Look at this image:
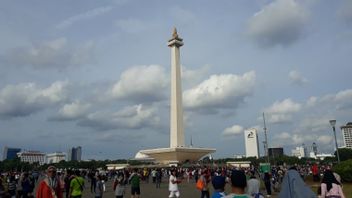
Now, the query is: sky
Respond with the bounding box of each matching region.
[0,0,351,160]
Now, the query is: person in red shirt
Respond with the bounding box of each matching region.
[311,163,319,182]
[36,166,63,198]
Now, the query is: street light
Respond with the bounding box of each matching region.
[329,119,340,163]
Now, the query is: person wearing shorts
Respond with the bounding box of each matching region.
[128,169,141,198]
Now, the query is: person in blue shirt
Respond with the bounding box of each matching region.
[211,176,226,198]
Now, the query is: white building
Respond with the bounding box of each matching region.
[341,122,352,149]
[244,128,260,158]
[17,151,46,165]
[291,145,307,159]
[46,152,66,164]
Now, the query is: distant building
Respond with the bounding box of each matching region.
[244,128,260,158]
[46,152,66,164]
[311,142,318,155]
[268,147,284,157]
[17,151,46,165]
[68,146,82,161]
[291,145,307,159]
[2,146,21,160]
[341,122,352,149]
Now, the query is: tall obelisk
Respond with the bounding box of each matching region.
[168,28,185,148]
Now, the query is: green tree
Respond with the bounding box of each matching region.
[334,148,352,161]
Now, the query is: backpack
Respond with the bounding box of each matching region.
[196,179,204,190]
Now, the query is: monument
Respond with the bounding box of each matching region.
[135,28,215,164]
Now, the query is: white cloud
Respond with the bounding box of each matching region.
[304,89,352,110]
[52,100,91,121]
[289,70,308,85]
[317,135,333,145]
[247,0,308,47]
[56,6,114,29]
[182,65,210,88]
[183,71,256,113]
[111,65,168,103]
[299,117,330,132]
[78,104,160,131]
[265,98,301,123]
[0,81,68,118]
[6,38,95,70]
[222,125,244,137]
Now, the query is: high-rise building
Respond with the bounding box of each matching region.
[291,145,307,159]
[2,146,21,160]
[17,151,46,165]
[311,142,318,155]
[244,128,260,158]
[68,146,82,161]
[268,147,284,157]
[341,122,352,149]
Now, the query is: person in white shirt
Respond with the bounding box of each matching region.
[246,174,262,197]
[169,170,180,198]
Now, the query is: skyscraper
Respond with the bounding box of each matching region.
[312,142,318,155]
[2,146,21,160]
[341,122,352,149]
[68,146,82,161]
[244,128,260,158]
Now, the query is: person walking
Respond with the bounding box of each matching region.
[224,170,251,198]
[95,175,104,198]
[128,169,141,198]
[211,176,226,198]
[247,173,262,197]
[69,170,85,198]
[320,170,345,198]
[169,170,181,198]
[263,172,272,197]
[36,166,63,198]
[200,170,210,198]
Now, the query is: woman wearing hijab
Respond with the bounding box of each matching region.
[320,170,345,198]
[278,167,316,198]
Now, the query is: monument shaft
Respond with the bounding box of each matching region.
[168,28,185,148]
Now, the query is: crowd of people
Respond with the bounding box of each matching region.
[0,163,347,198]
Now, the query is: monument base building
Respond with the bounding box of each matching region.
[136,147,215,164]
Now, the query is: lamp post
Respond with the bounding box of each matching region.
[329,120,340,163]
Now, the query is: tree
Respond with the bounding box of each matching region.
[333,159,352,182]
[334,148,352,161]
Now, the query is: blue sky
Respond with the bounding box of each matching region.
[0,0,351,160]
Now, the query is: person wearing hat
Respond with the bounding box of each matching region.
[36,166,63,198]
[224,170,251,198]
[211,176,226,198]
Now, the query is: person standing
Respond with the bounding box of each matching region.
[246,173,261,197]
[69,170,85,198]
[128,169,141,198]
[263,172,272,197]
[169,170,180,198]
[156,169,162,188]
[200,170,210,198]
[113,173,125,198]
[36,166,63,198]
[224,170,251,198]
[211,176,226,198]
[64,170,73,198]
[95,175,104,198]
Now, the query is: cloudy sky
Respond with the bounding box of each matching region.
[1,0,351,160]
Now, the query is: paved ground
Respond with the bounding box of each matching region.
[82,178,277,198]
